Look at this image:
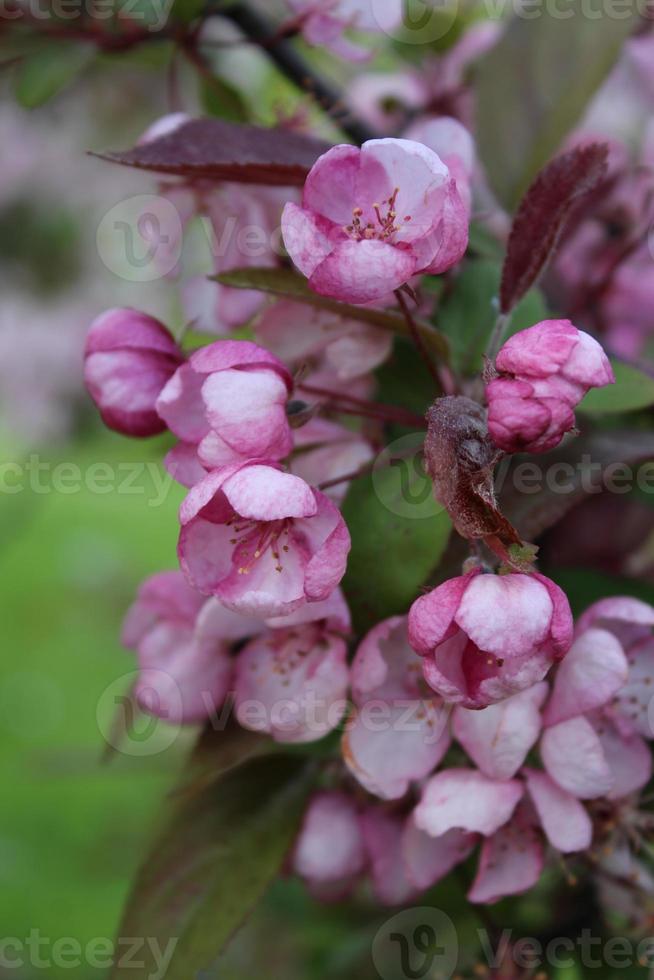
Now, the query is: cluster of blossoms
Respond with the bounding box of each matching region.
[86,117,634,911]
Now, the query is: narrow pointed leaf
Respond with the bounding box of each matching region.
[111,756,313,979]
[95,118,331,186]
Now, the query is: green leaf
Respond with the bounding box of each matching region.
[171,719,272,801]
[170,0,204,23]
[467,221,505,261]
[474,1,638,209]
[199,73,248,122]
[437,259,548,374]
[216,267,450,360]
[579,362,654,416]
[341,465,452,633]
[14,41,94,108]
[111,756,313,978]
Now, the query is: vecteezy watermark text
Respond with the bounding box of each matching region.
[373,909,654,979]
[0,0,173,30]
[0,455,174,507]
[373,436,654,519]
[0,931,177,977]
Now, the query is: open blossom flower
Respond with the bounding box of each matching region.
[181,185,289,334]
[287,0,404,62]
[486,319,614,454]
[282,138,468,304]
[539,616,653,801]
[178,461,351,618]
[157,340,294,475]
[84,308,183,437]
[121,571,258,724]
[577,596,654,737]
[342,617,451,800]
[408,569,573,708]
[255,299,393,381]
[234,623,349,742]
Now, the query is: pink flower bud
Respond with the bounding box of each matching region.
[292,792,366,900]
[157,340,294,470]
[282,138,468,305]
[486,319,614,454]
[84,308,184,437]
[408,569,573,708]
[287,0,404,62]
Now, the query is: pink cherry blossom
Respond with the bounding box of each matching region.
[575,597,654,738]
[292,792,366,899]
[84,308,183,437]
[287,0,404,62]
[157,340,294,471]
[486,319,615,455]
[255,299,393,381]
[234,623,349,742]
[342,617,451,800]
[282,138,468,304]
[122,572,257,724]
[180,185,288,334]
[408,569,573,708]
[178,461,351,618]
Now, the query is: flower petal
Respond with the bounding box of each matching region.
[309,240,416,305]
[414,769,523,837]
[540,716,613,799]
[523,768,592,853]
[453,683,548,780]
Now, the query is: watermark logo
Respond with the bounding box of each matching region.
[372,433,442,520]
[96,670,182,757]
[372,907,458,980]
[96,194,183,282]
[373,0,459,45]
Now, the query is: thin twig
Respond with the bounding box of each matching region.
[395,288,444,390]
[299,382,426,429]
[220,1,377,145]
[485,310,511,362]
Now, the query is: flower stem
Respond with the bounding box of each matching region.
[486,311,511,362]
[395,288,454,393]
[299,383,426,429]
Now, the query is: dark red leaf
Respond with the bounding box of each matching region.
[499,429,654,540]
[500,142,609,313]
[93,118,332,186]
[424,396,522,555]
